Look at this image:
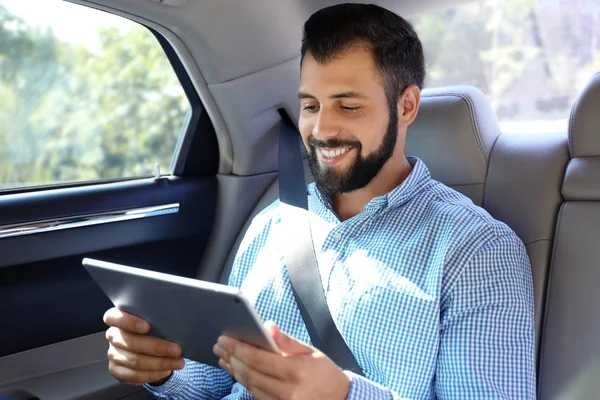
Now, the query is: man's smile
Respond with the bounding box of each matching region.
[317,146,355,165]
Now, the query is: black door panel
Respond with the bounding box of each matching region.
[0,176,215,267]
[0,176,217,357]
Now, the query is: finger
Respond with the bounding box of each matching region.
[216,337,293,380]
[106,327,182,357]
[214,343,230,362]
[108,344,185,371]
[272,327,315,356]
[103,307,150,334]
[264,321,278,338]
[218,357,233,375]
[108,363,172,385]
[228,354,290,400]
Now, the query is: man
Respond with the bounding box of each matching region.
[103,3,536,399]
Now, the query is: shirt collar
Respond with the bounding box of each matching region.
[385,156,431,209]
[309,156,431,212]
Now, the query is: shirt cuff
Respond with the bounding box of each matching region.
[143,365,190,398]
[344,371,394,400]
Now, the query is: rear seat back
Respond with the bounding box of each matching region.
[538,73,600,400]
[484,132,569,352]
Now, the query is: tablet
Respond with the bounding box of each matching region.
[82,258,280,368]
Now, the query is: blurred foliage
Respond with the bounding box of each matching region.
[1,0,599,188]
[412,0,600,120]
[0,4,189,188]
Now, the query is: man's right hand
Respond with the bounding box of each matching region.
[103,307,186,386]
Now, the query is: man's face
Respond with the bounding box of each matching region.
[298,45,398,198]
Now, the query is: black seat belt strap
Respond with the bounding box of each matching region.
[277,108,363,376]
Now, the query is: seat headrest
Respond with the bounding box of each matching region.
[569,73,600,158]
[563,73,600,200]
[406,86,501,188]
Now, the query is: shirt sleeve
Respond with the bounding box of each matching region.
[344,233,535,400]
[435,233,536,399]
[344,371,395,400]
[143,359,234,399]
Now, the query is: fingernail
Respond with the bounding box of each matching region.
[169,345,181,357]
[137,321,149,332]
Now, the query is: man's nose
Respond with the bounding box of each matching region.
[312,108,341,140]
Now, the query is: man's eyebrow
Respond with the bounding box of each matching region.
[297,92,316,100]
[297,91,369,100]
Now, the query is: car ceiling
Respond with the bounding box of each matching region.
[65,0,475,176]
[72,0,470,84]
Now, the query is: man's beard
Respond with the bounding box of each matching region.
[307,108,399,198]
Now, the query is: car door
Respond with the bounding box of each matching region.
[0,1,219,399]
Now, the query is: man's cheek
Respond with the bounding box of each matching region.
[298,121,313,148]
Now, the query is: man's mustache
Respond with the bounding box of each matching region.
[308,136,361,149]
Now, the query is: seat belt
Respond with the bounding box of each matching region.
[276,108,364,376]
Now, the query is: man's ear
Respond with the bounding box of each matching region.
[398,85,421,126]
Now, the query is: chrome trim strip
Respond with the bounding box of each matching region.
[0,203,179,239]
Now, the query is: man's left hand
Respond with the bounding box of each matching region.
[213,321,350,400]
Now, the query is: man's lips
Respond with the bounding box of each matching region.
[317,146,354,165]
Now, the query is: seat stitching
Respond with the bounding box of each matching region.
[525,238,552,246]
[537,202,565,393]
[568,97,578,157]
[482,130,502,208]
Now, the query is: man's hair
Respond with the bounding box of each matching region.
[301,3,425,108]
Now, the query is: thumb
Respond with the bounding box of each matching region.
[265,321,314,356]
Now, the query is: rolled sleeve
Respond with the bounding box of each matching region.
[344,371,395,400]
[143,359,234,399]
[143,365,191,398]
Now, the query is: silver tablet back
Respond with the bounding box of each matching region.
[83,258,279,367]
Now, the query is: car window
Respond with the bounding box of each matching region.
[411,0,600,134]
[0,0,191,190]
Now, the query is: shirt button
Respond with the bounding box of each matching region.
[334,233,342,242]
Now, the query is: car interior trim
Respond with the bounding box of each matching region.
[0,203,180,239]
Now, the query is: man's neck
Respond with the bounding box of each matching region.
[331,154,412,221]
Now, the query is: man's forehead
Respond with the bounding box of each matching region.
[299,53,383,100]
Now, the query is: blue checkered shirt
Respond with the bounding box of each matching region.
[145,157,536,399]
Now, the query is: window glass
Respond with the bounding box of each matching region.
[0,0,190,189]
[411,0,600,133]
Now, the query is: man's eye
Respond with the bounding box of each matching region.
[341,106,360,113]
[303,105,319,112]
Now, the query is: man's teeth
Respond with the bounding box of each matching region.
[320,147,351,158]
